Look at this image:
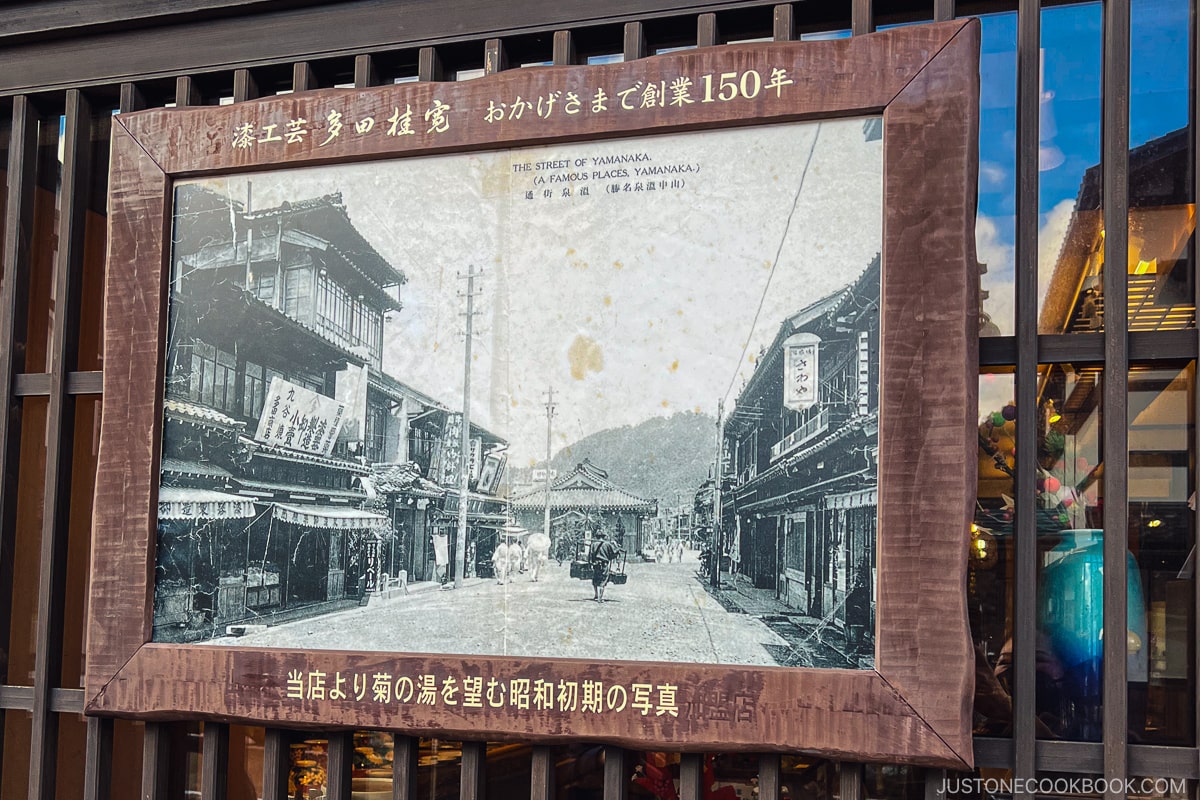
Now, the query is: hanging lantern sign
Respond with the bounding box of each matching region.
[782,332,821,412]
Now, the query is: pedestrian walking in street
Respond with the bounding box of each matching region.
[589,530,622,602]
[492,541,509,584]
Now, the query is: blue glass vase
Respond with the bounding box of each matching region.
[1037,529,1147,741]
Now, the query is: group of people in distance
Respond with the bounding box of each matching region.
[653,538,686,564]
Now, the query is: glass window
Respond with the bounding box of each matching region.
[975,11,1016,337]
[1128,363,1195,745]
[284,264,313,320]
[1037,3,1104,334]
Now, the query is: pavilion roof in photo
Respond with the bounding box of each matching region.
[510,459,657,513]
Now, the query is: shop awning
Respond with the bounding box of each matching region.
[272,503,389,532]
[159,486,257,520]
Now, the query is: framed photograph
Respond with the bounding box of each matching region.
[88,19,980,768]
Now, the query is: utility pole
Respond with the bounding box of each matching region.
[454,265,482,589]
[711,398,724,588]
[543,386,556,544]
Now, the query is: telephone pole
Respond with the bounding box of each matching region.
[711,398,724,588]
[543,386,557,543]
[454,265,482,589]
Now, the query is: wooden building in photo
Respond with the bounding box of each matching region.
[510,460,657,557]
[721,255,879,657]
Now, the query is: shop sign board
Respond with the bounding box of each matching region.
[89,21,981,768]
[253,376,345,456]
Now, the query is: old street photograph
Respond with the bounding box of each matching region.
[154,117,882,669]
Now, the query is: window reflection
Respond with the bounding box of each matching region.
[1128,364,1195,745]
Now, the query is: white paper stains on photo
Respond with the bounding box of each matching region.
[154,117,883,670]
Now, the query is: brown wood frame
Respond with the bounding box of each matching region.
[86,19,980,769]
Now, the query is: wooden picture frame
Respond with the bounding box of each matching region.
[87,19,980,768]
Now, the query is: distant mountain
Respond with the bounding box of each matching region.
[543,411,717,508]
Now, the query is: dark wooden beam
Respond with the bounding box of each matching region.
[460,741,486,800]
[678,753,702,800]
[851,0,873,35]
[623,21,647,60]
[0,97,38,707]
[82,716,113,800]
[934,0,955,21]
[200,723,229,800]
[326,732,353,800]
[261,729,289,800]
[119,82,147,112]
[1101,1,1131,796]
[772,4,795,41]
[232,68,259,101]
[531,745,554,800]
[175,75,202,106]
[697,13,720,46]
[602,747,627,800]
[142,723,170,800]
[552,30,577,66]
[418,47,444,82]
[484,39,509,75]
[354,54,379,88]
[291,61,317,92]
[839,763,863,800]
[28,87,93,800]
[392,735,419,800]
[1011,0,1040,796]
[758,755,780,800]
[0,0,814,94]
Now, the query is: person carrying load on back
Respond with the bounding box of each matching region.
[589,530,622,603]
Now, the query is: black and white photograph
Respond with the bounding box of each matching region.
[153,116,882,670]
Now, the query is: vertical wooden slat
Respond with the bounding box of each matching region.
[200,723,229,800]
[83,716,113,800]
[1193,0,1200,753]
[623,22,647,61]
[851,0,873,36]
[292,62,317,92]
[678,753,702,800]
[141,723,169,800]
[530,745,554,800]
[1012,0,1041,795]
[602,747,627,800]
[232,69,259,102]
[29,87,92,800]
[772,4,795,42]
[175,75,201,106]
[418,47,445,82]
[326,731,354,800]
[324,734,350,800]
[924,769,946,800]
[261,728,290,800]
[1101,0,1131,797]
[392,734,418,800]
[697,13,720,47]
[838,762,863,800]
[484,39,509,75]
[460,741,486,800]
[552,30,577,66]
[118,83,146,113]
[354,54,379,88]
[0,96,37,699]
[933,0,956,22]
[757,755,780,800]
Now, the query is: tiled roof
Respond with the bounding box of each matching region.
[160,458,233,480]
[511,487,656,512]
[164,398,243,430]
[371,462,444,497]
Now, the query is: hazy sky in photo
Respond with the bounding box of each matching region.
[189,118,882,465]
